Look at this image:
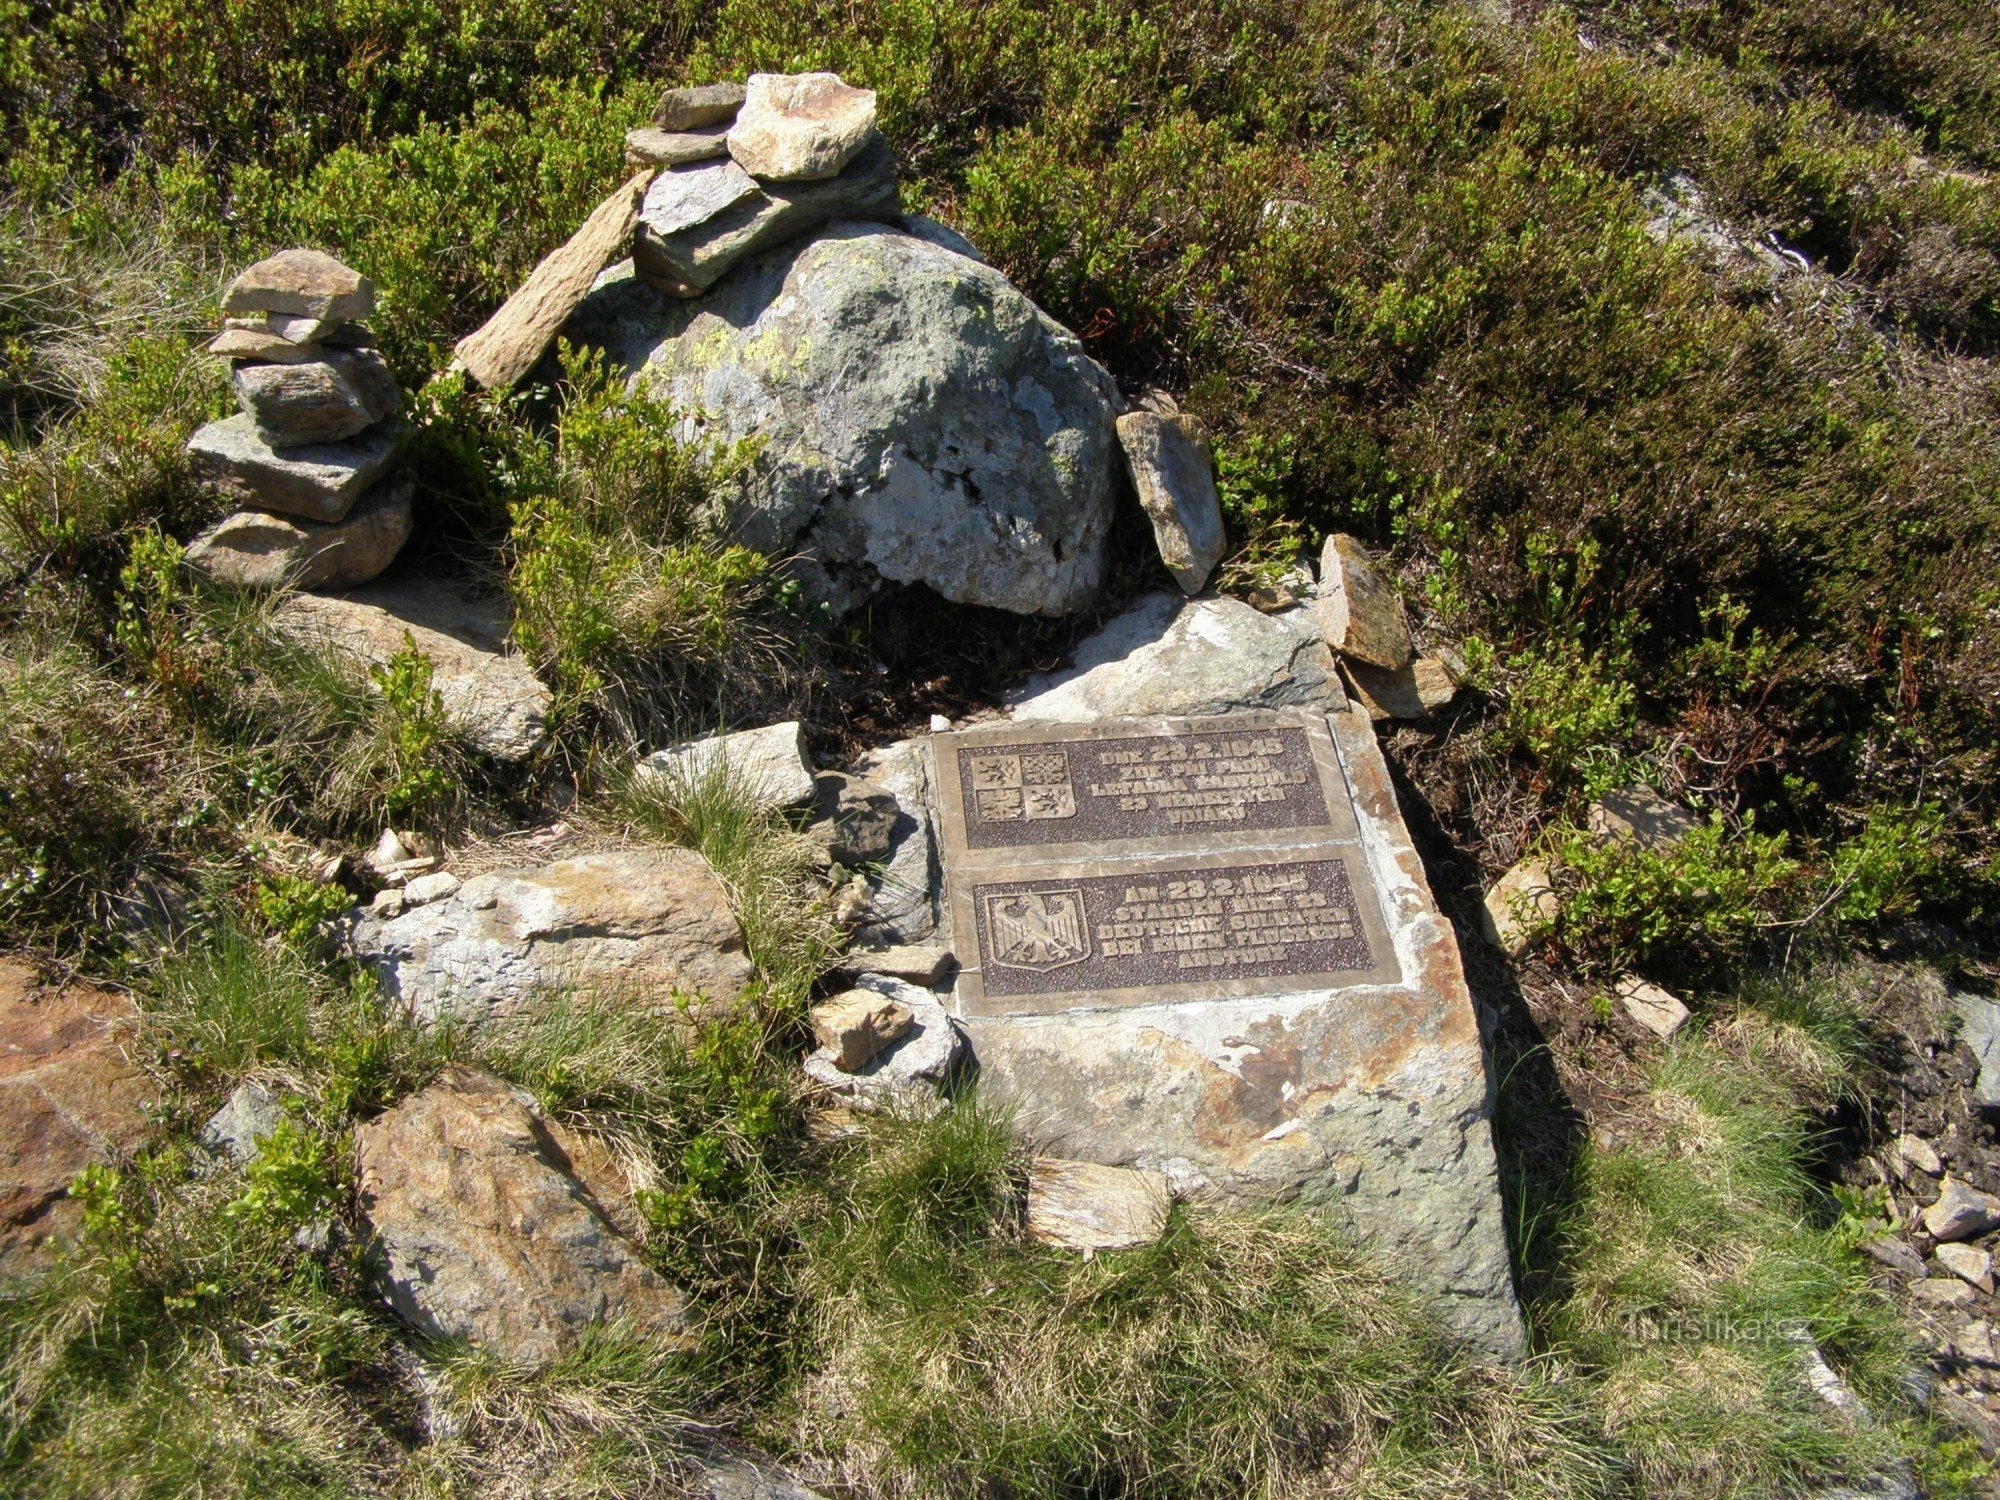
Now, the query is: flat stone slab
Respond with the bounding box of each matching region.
[272,575,551,761]
[187,412,407,522]
[927,700,1526,1359]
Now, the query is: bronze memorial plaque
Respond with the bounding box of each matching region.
[937,712,1401,1016]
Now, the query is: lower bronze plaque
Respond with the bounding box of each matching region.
[949,845,1402,1017]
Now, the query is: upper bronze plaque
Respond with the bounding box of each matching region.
[935,711,1399,1017]
[933,712,1358,861]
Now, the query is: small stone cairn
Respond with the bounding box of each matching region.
[184,250,412,591]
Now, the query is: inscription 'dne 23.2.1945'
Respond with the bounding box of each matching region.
[935,713,1401,1016]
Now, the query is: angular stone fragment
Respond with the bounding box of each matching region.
[728,72,878,182]
[1316,533,1413,670]
[0,960,158,1274]
[808,771,900,867]
[1587,787,1700,851]
[349,848,752,1024]
[847,738,940,944]
[273,575,551,762]
[654,80,746,131]
[1026,1158,1172,1251]
[1912,1277,1979,1308]
[232,347,402,446]
[223,248,374,323]
[1936,1242,1994,1293]
[186,411,408,522]
[810,989,913,1072]
[355,1066,693,1365]
[1615,975,1690,1040]
[206,326,326,363]
[631,134,900,297]
[454,170,653,391]
[625,124,730,167]
[1861,1236,1926,1278]
[1952,989,2000,1111]
[1480,859,1557,958]
[1344,657,1458,720]
[401,871,461,906]
[1115,409,1225,596]
[640,722,815,812]
[1010,592,1342,722]
[183,473,412,592]
[1924,1175,2000,1242]
[1892,1132,1943,1179]
[802,974,960,1110]
[197,1080,285,1163]
[837,940,954,986]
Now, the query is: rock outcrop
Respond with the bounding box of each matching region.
[566,221,1121,616]
[0,960,158,1274]
[355,1066,692,1364]
[349,848,753,1023]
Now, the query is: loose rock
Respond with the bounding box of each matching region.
[1026,1158,1172,1251]
[640,722,816,812]
[1115,409,1225,596]
[801,974,961,1110]
[1587,787,1701,851]
[355,1066,693,1365]
[222,248,375,324]
[575,222,1118,616]
[846,737,940,944]
[810,989,913,1072]
[198,1080,286,1163]
[727,72,878,181]
[349,848,753,1024]
[183,473,412,591]
[808,771,900,867]
[1615,975,1690,1040]
[454,170,654,392]
[1912,1277,1981,1308]
[1924,1175,2000,1241]
[1892,1132,1944,1179]
[401,871,460,906]
[232,347,401,446]
[1010,592,1342,722]
[206,326,328,363]
[1862,1236,1928,1278]
[1316,533,1413,670]
[836,940,955,987]
[1344,657,1458,720]
[1481,859,1557,958]
[654,81,746,131]
[1936,1242,1995,1293]
[272,575,552,762]
[624,125,730,167]
[0,961,157,1274]
[186,412,408,522]
[1954,990,2000,1111]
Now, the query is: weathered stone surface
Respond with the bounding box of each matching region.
[1010,593,1342,722]
[1587,787,1700,851]
[1936,1242,1994,1293]
[187,411,407,522]
[0,960,157,1274]
[1615,976,1690,1040]
[1115,410,1225,596]
[802,974,961,1110]
[222,248,374,323]
[198,1080,284,1163]
[954,704,1528,1358]
[641,722,815,811]
[273,575,551,761]
[687,1442,831,1500]
[847,737,940,943]
[1953,990,2000,1111]
[355,1066,692,1364]
[837,940,954,986]
[576,221,1118,617]
[1345,657,1458,721]
[1861,1236,1927,1278]
[728,72,878,182]
[654,81,745,131]
[1026,1158,1171,1251]
[624,125,730,167]
[808,771,900,867]
[349,848,753,1024]
[1480,859,1556,958]
[1891,1132,1943,1179]
[631,138,899,298]
[810,989,913,1072]
[899,213,987,264]
[1924,1176,2000,1242]
[232,348,401,447]
[455,170,653,392]
[206,326,326,363]
[1913,1277,1979,1308]
[402,871,461,906]
[1316,534,1413,670]
[183,473,412,592]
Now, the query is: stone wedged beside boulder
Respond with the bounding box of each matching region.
[183,473,414,592]
[567,221,1121,617]
[1115,407,1225,596]
[355,1066,693,1364]
[347,847,753,1024]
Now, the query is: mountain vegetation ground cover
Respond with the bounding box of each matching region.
[2,1,1998,1494]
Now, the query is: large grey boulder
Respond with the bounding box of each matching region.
[566,222,1121,616]
[1009,592,1343,722]
[348,848,754,1024]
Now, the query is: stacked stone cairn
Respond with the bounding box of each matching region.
[184,250,412,591]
